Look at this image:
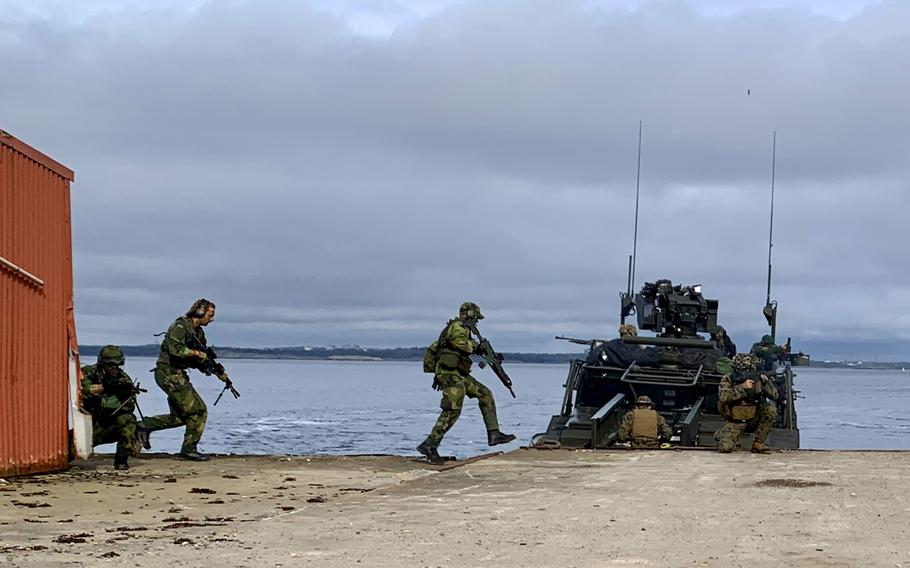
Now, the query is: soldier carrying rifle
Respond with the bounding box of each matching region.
[142,299,238,461]
[417,302,516,464]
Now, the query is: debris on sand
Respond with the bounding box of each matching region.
[752,479,833,488]
[53,533,92,544]
[190,487,216,494]
[99,551,120,558]
[306,496,327,503]
[11,500,51,508]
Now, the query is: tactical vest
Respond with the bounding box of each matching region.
[630,408,659,441]
[435,319,472,374]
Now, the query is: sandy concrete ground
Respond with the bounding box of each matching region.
[2,449,909,567]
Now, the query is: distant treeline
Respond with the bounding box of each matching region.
[79,344,585,365]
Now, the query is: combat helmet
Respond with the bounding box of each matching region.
[98,345,125,366]
[618,324,638,337]
[732,353,756,371]
[634,395,653,406]
[459,301,484,320]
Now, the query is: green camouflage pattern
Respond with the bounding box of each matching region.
[617,409,673,448]
[716,373,779,452]
[435,319,476,374]
[423,370,499,448]
[142,365,208,454]
[156,316,206,369]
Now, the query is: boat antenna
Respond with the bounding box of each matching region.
[621,121,643,325]
[631,120,643,295]
[763,131,778,341]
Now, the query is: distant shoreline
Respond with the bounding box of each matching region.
[77,344,910,369]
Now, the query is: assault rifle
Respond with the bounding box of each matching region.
[111,380,148,418]
[187,334,240,406]
[465,321,516,398]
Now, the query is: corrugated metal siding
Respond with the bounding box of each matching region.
[0,131,76,477]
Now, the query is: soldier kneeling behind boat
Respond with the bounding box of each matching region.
[617,395,673,448]
[716,354,778,454]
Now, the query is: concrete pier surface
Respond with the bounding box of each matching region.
[2,449,909,567]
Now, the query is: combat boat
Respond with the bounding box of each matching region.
[531,279,800,450]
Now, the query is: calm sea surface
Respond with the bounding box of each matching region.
[104,358,910,457]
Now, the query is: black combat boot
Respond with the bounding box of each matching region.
[416,441,444,465]
[487,430,517,446]
[179,451,211,462]
[114,456,130,471]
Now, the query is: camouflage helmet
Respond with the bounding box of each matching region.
[459,301,484,320]
[761,334,774,345]
[635,395,653,406]
[716,356,733,375]
[98,345,124,366]
[618,324,638,337]
[732,353,756,371]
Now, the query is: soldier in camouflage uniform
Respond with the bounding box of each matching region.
[417,302,516,464]
[716,353,778,454]
[141,299,231,461]
[750,334,784,371]
[81,346,145,470]
[617,395,673,448]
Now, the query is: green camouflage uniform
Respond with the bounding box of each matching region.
[716,370,779,452]
[617,408,673,448]
[750,335,783,371]
[81,364,141,462]
[423,318,499,449]
[140,316,209,454]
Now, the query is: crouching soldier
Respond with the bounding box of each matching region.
[81,346,148,470]
[716,354,778,454]
[618,396,673,448]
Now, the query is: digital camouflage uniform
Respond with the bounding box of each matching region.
[617,402,673,448]
[81,350,141,466]
[716,354,779,453]
[140,316,210,455]
[423,318,500,449]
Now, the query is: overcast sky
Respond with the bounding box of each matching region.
[2,0,908,358]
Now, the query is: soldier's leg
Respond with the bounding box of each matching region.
[179,386,208,454]
[112,414,140,461]
[716,421,746,453]
[463,375,499,432]
[141,367,188,433]
[423,372,466,449]
[752,403,778,447]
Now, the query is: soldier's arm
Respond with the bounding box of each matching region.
[617,412,632,441]
[80,366,100,398]
[165,320,201,358]
[761,376,779,400]
[718,376,747,403]
[448,321,477,355]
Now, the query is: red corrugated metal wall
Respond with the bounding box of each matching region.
[0,131,76,476]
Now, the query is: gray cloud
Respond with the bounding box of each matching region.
[2,0,908,358]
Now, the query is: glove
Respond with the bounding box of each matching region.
[473,343,484,355]
[195,350,208,362]
[432,377,442,391]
